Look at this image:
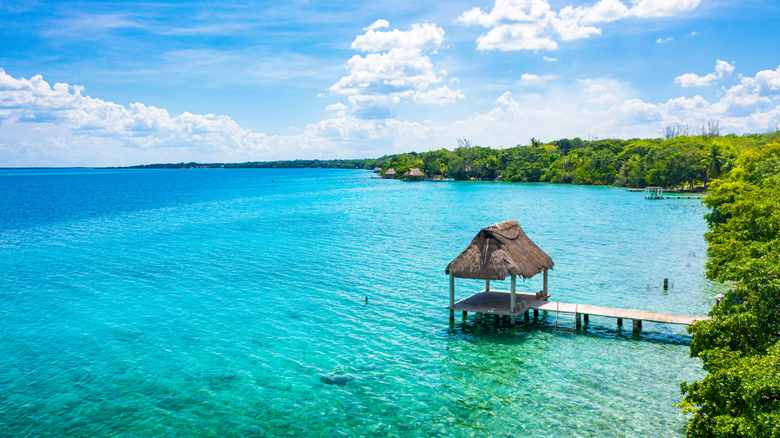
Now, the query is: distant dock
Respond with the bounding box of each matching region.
[447,290,709,333]
[644,186,705,200]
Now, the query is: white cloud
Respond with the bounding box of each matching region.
[458,0,700,52]
[412,86,466,105]
[589,93,619,104]
[675,59,735,87]
[579,0,630,24]
[715,59,736,76]
[312,64,780,151]
[582,81,607,93]
[657,37,673,43]
[330,21,463,118]
[3,64,780,167]
[543,56,558,62]
[520,73,557,84]
[364,19,389,31]
[351,21,444,53]
[630,0,701,18]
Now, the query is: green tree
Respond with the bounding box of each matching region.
[681,140,780,437]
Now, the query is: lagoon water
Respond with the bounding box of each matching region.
[0,168,722,437]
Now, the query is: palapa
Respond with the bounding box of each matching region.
[445,220,553,280]
[403,168,424,177]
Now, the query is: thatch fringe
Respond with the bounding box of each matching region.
[445,220,553,280]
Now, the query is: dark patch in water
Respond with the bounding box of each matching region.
[319,375,354,386]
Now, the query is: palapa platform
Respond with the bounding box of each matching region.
[447,289,709,333]
[445,220,709,335]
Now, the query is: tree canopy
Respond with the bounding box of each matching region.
[680,136,780,437]
[369,133,772,188]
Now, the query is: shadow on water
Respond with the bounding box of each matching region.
[446,313,692,347]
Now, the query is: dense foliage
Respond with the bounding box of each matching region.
[680,136,780,437]
[127,133,779,190]
[367,134,773,188]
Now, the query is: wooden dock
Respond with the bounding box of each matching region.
[447,289,709,333]
[662,195,706,199]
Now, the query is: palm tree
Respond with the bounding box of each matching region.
[707,143,724,180]
[701,143,724,189]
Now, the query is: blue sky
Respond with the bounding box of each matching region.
[1,0,779,166]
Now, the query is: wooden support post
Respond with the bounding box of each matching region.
[510,275,517,313]
[494,314,500,324]
[663,278,669,289]
[533,309,539,319]
[485,279,490,291]
[524,310,530,322]
[617,318,623,327]
[543,268,549,299]
[476,313,482,323]
[584,314,589,324]
[462,311,468,319]
[449,273,455,321]
[575,313,582,328]
[510,315,516,326]
[633,319,642,334]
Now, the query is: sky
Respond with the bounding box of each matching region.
[1,0,779,166]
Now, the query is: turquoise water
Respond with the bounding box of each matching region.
[0,169,722,437]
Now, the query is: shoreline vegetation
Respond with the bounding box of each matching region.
[125,131,778,190]
[680,139,780,437]
[124,131,780,436]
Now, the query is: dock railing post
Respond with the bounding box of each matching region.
[543,268,548,299]
[510,275,517,313]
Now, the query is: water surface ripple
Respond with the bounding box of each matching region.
[0,169,722,436]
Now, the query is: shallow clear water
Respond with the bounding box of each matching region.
[0,168,722,437]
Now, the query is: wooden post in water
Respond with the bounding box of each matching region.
[486,279,490,291]
[510,315,516,326]
[663,278,668,289]
[543,268,549,299]
[449,273,455,321]
[533,309,538,319]
[575,313,582,328]
[617,318,623,327]
[476,313,482,323]
[524,310,530,322]
[584,314,589,325]
[633,319,642,333]
[462,311,468,319]
[510,275,517,313]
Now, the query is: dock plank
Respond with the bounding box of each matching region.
[448,289,709,326]
[530,301,706,325]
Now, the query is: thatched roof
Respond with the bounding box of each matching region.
[384,168,396,175]
[404,168,424,177]
[445,220,553,280]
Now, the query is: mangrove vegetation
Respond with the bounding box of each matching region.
[129,131,777,191]
[680,138,780,437]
